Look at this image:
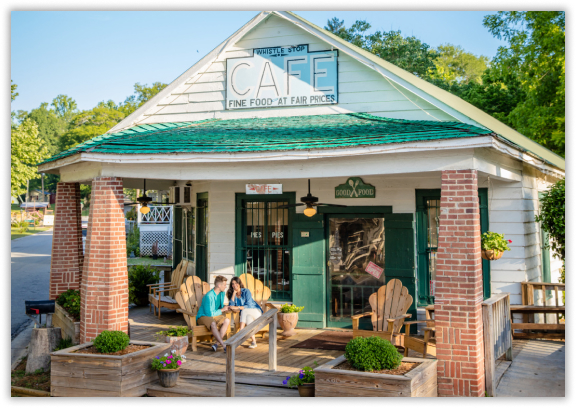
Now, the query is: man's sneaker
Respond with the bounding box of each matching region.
[249,342,257,349]
[211,344,218,352]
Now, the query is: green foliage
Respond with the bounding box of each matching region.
[51,94,78,123]
[151,351,185,370]
[93,330,130,353]
[53,337,73,351]
[118,82,168,117]
[155,326,192,339]
[345,336,403,372]
[125,207,137,221]
[429,44,489,84]
[59,105,125,152]
[128,264,160,306]
[483,11,565,157]
[11,119,50,198]
[13,220,28,234]
[481,231,512,254]
[56,289,81,320]
[283,362,318,387]
[535,178,565,260]
[325,18,438,79]
[25,102,69,155]
[280,304,304,313]
[11,80,18,102]
[126,224,141,257]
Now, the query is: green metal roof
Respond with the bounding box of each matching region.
[41,113,496,165]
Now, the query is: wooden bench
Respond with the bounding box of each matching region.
[511,282,565,339]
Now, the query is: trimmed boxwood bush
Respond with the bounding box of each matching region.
[93,330,130,353]
[345,336,403,372]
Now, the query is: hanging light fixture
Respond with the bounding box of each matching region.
[303,204,317,217]
[137,179,152,214]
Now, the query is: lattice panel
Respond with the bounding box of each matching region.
[140,231,172,256]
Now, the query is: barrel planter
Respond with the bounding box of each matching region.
[314,355,437,397]
[277,312,299,337]
[157,368,180,387]
[50,340,170,397]
[165,335,189,355]
[52,304,80,345]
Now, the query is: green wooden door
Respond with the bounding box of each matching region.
[291,213,325,328]
[196,193,208,282]
[172,207,183,269]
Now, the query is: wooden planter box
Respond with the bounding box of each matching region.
[52,304,80,345]
[51,340,170,397]
[315,355,437,397]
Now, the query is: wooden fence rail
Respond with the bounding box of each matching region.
[482,293,513,397]
[224,308,278,397]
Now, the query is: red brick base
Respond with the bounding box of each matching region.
[80,177,128,343]
[435,170,485,397]
[49,182,83,300]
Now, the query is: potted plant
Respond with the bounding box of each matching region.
[314,336,437,397]
[53,289,81,344]
[277,304,304,337]
[283,362,318,397]
[51,330,169,396]
[155,326,192,355]
[128,265,161,306]
[152,241,159,260]
[151,350,186,388]
[481,231,512,260]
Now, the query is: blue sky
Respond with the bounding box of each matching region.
[10,11,508,114]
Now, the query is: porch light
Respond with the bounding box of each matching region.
[303,204,317,217]
[140,204,150,215]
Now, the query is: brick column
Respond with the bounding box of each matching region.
[80,177,128,343]
[435,170,485,397]
[49,182,83,299]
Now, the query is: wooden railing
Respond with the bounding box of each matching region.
[482,293,513,397]
[224,308,278,397]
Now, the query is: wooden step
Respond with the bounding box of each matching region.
[180,369,290,388]
[147,377,299,397]
[510,305,565,313]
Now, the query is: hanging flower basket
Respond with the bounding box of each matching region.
[481,232,512,261]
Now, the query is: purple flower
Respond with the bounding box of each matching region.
[282,380,288,385]
[299,373,304,379]
[155,356,160,359]
[166,360,172,364]
[286,376,290,380]
[163,363,166,367]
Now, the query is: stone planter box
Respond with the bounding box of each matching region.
[315,355,437,397]
[52,304,80,345]
[50,340,170,397]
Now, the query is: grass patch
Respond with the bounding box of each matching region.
[11,357,51,393]
[127,256,171,266]
[11,204,21,211]
[11,226,53,240]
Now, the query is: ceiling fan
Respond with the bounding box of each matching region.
[277,179,347,217]
[125,179,175,214]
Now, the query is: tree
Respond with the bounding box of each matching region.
[535,178,565,261]
[429,44,489,84]
[11,80,18,101]
[51,94,78,123]
[59,103,125,151]
[325,18,439,79]
[118,82,167,117]
[11,119,50,198]
[25,102,68,155]
[483,11,565,157]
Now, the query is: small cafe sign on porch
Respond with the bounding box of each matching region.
[335,177,375,198]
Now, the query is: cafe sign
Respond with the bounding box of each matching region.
[246,184,283,195]
[226,44,338,110]
[335,177,375,199]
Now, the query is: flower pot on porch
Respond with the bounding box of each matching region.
[157,368,180,388]
[297,383,315,397]
[277,312,299,337]
[481,249,504,261]
[166,335,189,355]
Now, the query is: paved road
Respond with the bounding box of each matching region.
[11,229,53,339]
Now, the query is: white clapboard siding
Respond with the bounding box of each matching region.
[135,14,451,126]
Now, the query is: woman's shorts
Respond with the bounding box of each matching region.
[240,308,262,325]
[197,314,227,330]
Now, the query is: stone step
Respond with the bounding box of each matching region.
[147,377,299,397]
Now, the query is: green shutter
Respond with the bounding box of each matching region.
[292,213,325,328]
[384,213,417,330]
[173,207,183,269]
[478,188,490,299]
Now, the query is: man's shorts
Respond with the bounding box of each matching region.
[197,314,226,330]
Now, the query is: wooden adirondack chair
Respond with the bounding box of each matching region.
[175,276,232,351]
[148,260,189,319]
[404,305,436,357]
[351,278,413,347]
[231,273,276,338]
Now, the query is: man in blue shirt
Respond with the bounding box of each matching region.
[197,275,231,352]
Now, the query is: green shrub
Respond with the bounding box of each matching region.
[56,289,81,320]
[345,336,403,372]
[155,326,192,339]
[54,337,73,351]
[128,265,160,306]
[93,330,130,353]
[13,220,28,234]
[126,225,140,256]
[535,178,565,261]
[280,304,304,313]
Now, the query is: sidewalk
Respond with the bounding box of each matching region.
[496,339,565,397]
[11,322,33,369]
